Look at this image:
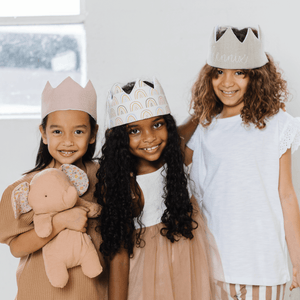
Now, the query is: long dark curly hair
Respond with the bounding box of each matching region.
[95,90,196,259]
[192,27,288,129]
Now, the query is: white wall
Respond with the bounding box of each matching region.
[1,0,300,298]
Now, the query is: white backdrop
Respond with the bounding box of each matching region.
[1,0,300,299]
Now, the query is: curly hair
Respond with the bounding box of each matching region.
[192,28,288,129]
[95,113,197,258]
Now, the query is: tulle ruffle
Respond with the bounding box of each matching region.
[128,197,223,300]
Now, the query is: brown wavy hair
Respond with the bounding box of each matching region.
[192,28,289,129]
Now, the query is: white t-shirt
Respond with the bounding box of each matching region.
[187,110,300,286]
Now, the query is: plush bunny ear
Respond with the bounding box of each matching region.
[60,164,89,196]
[11,182,33,219]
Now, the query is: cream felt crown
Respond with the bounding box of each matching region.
[107,77,171,128]
[41,77,97,120]
[207,26,268,69]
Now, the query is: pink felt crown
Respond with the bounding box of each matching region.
[41,77,97,120]
[107,77,171,128]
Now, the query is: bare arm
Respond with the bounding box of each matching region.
[10,206,89,258]
[108,247,130,300]
[279,149,300,290]
[178,115,198,151]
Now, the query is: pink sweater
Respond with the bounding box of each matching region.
[0,161,108,300]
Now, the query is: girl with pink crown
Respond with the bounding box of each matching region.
[95,78,223,300]
[180,26,300,299]
[0,77,108,300]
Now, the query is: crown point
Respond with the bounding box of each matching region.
[43,81,52,90]
[85,80,95,91]
[111,83,123,95]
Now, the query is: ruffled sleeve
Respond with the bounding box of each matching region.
[0,174,35,245]
[278,110,300,158]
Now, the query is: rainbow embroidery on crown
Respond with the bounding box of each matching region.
[107,77,171,128]
[156,107,164,115]
[145,98,157,107]
[117,105,128,115]
[126,114,137,123]
[140,109,153,119]
[134,89,147,99]
[130,101,143,111]
[150,88,159,95]
[113,85,123,94]
[121,94,131,103]
[115,117,123,126]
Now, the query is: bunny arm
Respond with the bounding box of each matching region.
[34,212,57,238]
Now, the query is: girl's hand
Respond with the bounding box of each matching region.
[290,267,300,290]
[84,202,101,218]
[76,198,101,218]
[57,206,89,233]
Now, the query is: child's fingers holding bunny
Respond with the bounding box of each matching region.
[76,197,101,218]
[57,206,89,233]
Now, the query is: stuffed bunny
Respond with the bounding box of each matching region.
[11,164,102,288]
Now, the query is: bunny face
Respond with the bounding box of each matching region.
[11,164,89,220]
[28,169,78,214]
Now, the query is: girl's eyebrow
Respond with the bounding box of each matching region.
[152,117,164,122]
[49,124,88,129]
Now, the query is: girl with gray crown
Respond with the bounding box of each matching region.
[180,26,300,299]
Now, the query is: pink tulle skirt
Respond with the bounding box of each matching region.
[128,198,223,300]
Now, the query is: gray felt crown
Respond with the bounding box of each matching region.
[207,26,268,69]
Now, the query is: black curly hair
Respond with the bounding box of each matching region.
[95,82,197,259]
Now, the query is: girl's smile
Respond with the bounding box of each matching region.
[140,143,161,152]
[220,90,239,96]
[58,150,77,157]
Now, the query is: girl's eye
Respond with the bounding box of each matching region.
[53,130,62,134]
[153,122,163,129]
[217,69,223,75]
[235,71,245,76]
[74,130,84,135]
[129,128,140,135]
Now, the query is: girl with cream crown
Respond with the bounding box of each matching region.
[96,78,223,300]
[0,77,108,300]
[180,26,300,299]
